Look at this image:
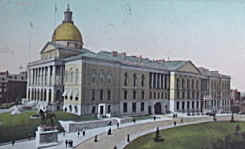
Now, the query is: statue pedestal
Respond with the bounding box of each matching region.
[35,126,59,149]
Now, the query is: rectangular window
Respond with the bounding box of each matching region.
[107,105,111,113]
[177,102,179,110]
[132,102,136,113]
[182,102,185,110]
[133,90,136,99]
[123,102,127,113]
[92,106,96,114]
[108,90,111,100]
[100,89,103,100]
[124,90,127,100]
[92,89,95,100]
[165,75,168,89]
[141,91,144,99]
[149,72,152,89]
[141,102,144,112]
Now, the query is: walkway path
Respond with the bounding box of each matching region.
[75,116,213,149]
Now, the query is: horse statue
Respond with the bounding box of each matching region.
[39,109,57,128]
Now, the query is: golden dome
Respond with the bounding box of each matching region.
[52,23,83,44]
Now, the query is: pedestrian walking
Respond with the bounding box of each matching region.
[117,122,120,129]
[77,131,80,138]
[108,128,112,135]
[65,139,68,148]
[83,130,86,136]
[127,134,130,142]
[133,118,136,124]
[174,121,177,126]
[11,140,15,146]
[94,135,98,142]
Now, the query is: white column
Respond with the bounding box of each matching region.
[151,73,154,88]
[47,66,50,86]
[37,68,39,86]
[33,69,35,86]
[52,65,56,86]
[29,88,32,100]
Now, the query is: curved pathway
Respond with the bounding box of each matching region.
[75,116,214,149]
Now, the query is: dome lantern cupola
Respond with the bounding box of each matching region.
[63,4,73,24]
[52,4,84,48]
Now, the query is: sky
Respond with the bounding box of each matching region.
[0,0,244,91]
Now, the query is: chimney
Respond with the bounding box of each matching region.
[112,51,118,57]
[121,52,126,57]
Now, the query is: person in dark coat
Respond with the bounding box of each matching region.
[65,139,68,148]
[127,134,130,142]
[11,140,15,146]
[117,122,120,128]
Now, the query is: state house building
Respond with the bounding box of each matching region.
[26,6,231,116]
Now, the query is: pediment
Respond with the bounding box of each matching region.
[178,61,200,74]
[40,42,56,54]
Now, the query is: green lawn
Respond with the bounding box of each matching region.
[125,121,245,149]
[0,111,97,143]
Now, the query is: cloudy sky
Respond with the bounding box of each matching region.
[0,0,244,91]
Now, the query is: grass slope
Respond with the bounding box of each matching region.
[0,111,97,143]
[125,122,245,149]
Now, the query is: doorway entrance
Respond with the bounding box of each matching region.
[154,102,162,114]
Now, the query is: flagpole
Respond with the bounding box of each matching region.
[54,2,57,44]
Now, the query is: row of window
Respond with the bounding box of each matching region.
[64,105,79,113]
[124,73,145,87]
[123,102,145,113]
[176,91,200,99]
[123,90,145,100]
[91,89,111,101]
[176,78,200,90]
[176,101,200,111]
[64,96,79,101]
[149,72,168,89]
[64,69,79,84]
[149,91,168,99]
[91,105,111,114]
